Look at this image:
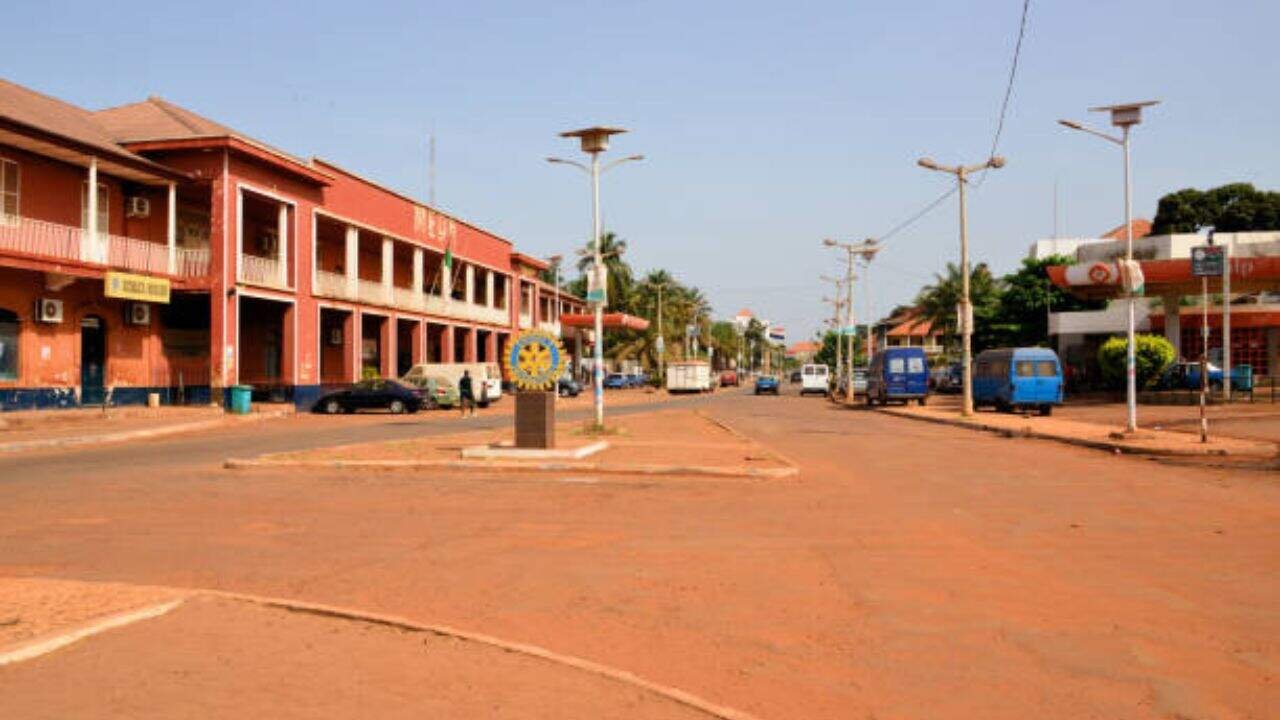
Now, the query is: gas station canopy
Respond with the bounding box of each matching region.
[1048,256,1280,299]
[559,313,651,331]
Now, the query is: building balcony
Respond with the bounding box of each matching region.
[0,214,208,278]
[539,320,562,336]
[314,270,350,299]
[309,269,511,327]
[239,254,289,289]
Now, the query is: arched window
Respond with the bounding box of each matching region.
[0,308,17,380]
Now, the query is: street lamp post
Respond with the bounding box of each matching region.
[823,238,879,405]
[548,128,643,428]
[916,156,1006,417]
[1059,101,1159,434]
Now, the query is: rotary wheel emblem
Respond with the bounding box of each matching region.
[504,329,567,390]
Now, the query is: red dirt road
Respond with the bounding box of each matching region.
[0,389,1276,718]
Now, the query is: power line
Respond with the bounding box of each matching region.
[872,0,1032,242]
[973,0,1032,188]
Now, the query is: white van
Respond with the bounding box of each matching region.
[402,362,502,406]
[800,363,829,396]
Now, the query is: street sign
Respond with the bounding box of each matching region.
[655,336,665,354]
[1191,245,1224,277]
[839,326,858,336]
[586,265,607,304]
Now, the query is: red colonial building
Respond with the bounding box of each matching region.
[0,78,584,410]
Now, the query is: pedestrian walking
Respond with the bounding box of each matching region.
[458,370,477,417]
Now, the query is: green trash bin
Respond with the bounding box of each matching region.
[228,385,253,415]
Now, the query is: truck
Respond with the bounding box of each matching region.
[666,361,712,393]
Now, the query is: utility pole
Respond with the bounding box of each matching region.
[656,281,665,385]
[917,157,1005,417]
[823,238,879,404]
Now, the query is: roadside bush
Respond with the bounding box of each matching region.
[1097,334,1175,390]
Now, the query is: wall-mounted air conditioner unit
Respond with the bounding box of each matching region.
[37,298,64,323]
[127,302,151,326]
[126,196,151,218]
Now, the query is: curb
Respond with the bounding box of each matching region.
[878,407,1277,458]
[0,597,186,666]
[223,456,797,480]
[0,578,761,720]
[695,410,803,472]
[0,410,293,455]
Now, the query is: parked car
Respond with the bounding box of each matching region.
[754,374,780,395]
[973,347,1063,415]
[313,379,424,414]
[866,347,930,406]
[400,374,459,409]
[557,375,582,397]
[604,373,628,389]
[627,371,650,388]
[937,362,963,393]
[1158,361,1252,391]
[799,363,829,396]
[402,362,501,407]
[720,370,739,387]
[789,370,802,384]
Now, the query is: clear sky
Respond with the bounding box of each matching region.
[9,0,1278,341]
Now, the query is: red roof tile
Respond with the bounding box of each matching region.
[1100,218,1152,240]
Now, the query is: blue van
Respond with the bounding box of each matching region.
[866,347,930,406]
[972,347,1063,416]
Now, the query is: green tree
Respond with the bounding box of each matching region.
[1097,334,1175,390]
[1151,183,1280,234]
[914,262,1003,352]
[576,231,633,314]
[992,255,1106,348]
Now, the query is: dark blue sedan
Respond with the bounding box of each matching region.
[754,375,780,395]
[603,373,628,389]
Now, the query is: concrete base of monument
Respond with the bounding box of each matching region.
[460,440,609,461]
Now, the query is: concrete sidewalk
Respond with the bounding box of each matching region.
[0,405,293,454]
[878,403,1278,459]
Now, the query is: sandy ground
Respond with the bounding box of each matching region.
[0,406,228,444]
[0,594,704,720]
[0,577,184,649]
[1055,400,1280,443]
[262,408,793,475]
[0,387,1275,718]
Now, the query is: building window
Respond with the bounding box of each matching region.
[0,308,17,380]
[0,159,18,221]
[80,181,109,232]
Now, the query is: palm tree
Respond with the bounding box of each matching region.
[914,262,1002,351]
[576,231,633,313]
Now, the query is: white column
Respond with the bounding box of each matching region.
[84,157,98,262]
[1163,294,1182,359]
[412,247,424,300]
[381,237,394,302]
[441,260,453,302]
[344,226,358,298]
[485,270,495,308]
[276,203,289,286]
[465,263,476,304]
[166,182,177,274]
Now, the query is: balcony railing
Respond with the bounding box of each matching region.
[176,247,210,278]
[0,214,209,278]
[239,254,287,288]
[315,270,349,299]
[356,278,388,305]
[307,269,511,326]
[519,312,533,329]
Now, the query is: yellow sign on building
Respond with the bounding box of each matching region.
[104,272,171,304]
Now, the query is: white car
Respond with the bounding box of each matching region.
[800,363,829,396]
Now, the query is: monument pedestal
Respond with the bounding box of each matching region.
[515,390,555,449]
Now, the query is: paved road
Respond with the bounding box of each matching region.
[0,386,1275,719]
[0,390,718,480]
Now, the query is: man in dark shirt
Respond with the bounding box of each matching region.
[458,370,476,417]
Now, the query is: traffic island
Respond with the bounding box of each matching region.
[225,409,797,480]
[878,403,1278,459]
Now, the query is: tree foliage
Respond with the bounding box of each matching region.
[1096,334,1175,390]
[1151,183,1280,234]
[990,255,1105,348]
